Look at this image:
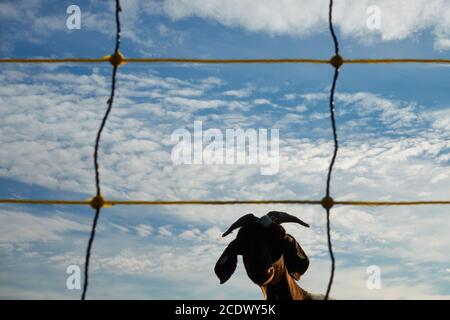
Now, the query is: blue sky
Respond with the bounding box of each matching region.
[0,0,449,299]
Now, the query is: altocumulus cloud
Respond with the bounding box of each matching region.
[0,65,449,299]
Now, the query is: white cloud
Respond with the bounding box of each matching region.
[0,66,449,299]
[0,210,87,243]
[223,89,252,98]
[0,3,20,20]
[164,0,327,37]
[0,71,448,214]
[294,104,308,113]
[165,96,227,111]
[302,261,450,300]
[163,0,450,50]
[158,226,173,237]
[2,0,449,54]
[425,109,450,131]
[110,223,130,233]
[275,113,304,127]
[178,229,200,240]
[0,0,183,54]
[41,225,450,299]
[135,224,153,237]
[253,99,271,105]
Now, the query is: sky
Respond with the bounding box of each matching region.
[0,0,449,300]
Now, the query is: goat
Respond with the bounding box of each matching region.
[215,211,324,300]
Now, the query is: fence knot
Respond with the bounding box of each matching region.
[330,54,344,68]
[321,196,335,209]
[90,195,105,209]
[108,50,126,66]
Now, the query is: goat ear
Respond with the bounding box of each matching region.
[267,211,310,228]
[214,240,239,284]
[283,234,309,281]
[222,214,257,237]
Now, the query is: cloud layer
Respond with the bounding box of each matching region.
[0,64,449,299]
[1,0,449,54]
[164,0,450,49]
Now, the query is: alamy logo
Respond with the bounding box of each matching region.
[171,121,280,175]
[66,5,81,30]
[66,265,81,290]
[366,5,381,31]
[366,265,382,290]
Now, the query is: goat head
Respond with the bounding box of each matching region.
[215,211,310,286]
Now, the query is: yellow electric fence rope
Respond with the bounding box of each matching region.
[1,58,450,64]
[1,199,449,206]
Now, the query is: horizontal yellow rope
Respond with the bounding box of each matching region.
[1,199,449,206]
[335,200,450,206]
[125,58,330,64]
[0,58,109,63]
[0,58,449,64]
[345,59,450,64]
[0,199,91,205]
